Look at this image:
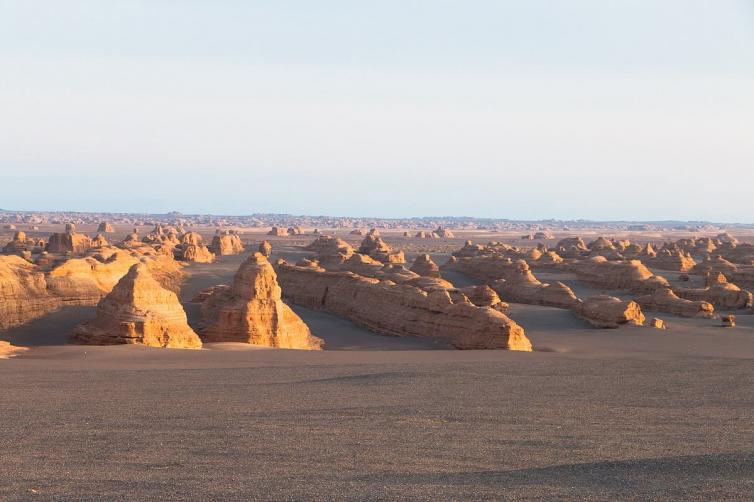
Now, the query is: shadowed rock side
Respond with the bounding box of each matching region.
[275,260,532,351]
[46,247,184,306]
[72,263,202,348]
[570,257,670,294]
[0,255,61,330]
[442,256,580,309]
[174,232,215,263]
[97,222,115,233]
[198,253,323,350]
[410,254,441,278]
[635,288,715,318]
[1,243,186,331]
[358,235,405,264]
[675,273,753,310]
[45,223,92,255]
[210,231,245,256]
[575,295,646,328]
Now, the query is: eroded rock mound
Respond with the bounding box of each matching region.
[268,227,289,237]
[575,295,645,328]
[97,222,115,233]
[635,288,715,318]
[198,253,323,349]
[443,256,580,309]
[0,255,61,330]
[46,247,184,306]
[276,261,532,351]
[211,231,245,256]
[675,273,752,310]
[304,235,354,265]
[409,254,441,278]
[358,235,405,264]
[175,232,215,263]
[45,224,92,255]
[571,257,669,294]
[72,263,201,348]
[258,240,272,257]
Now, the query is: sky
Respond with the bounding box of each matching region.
[1,1,753,221]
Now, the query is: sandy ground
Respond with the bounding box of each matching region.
[2,245,754,499]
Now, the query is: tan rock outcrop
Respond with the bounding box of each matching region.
[409,254,441,278]
[458,285,509,312]
[0,255,61,330]
[358,235,405,264]
[635,288,715,318]
[175,232,215,263]
[97,222,115,233]
[276,261,531,351]
[571,257,670,294]
[575,295,645,328]
[304,235,354,265]
[649,318,666,329]
[442,256,581,309]
[434,227,455,238]
[46,247,184,306]
[0,341,27,358]
[45,224,92,255]
[675,273,752,310]
[556,237,588,252]
[211,231,245,256]
[2,231,39,255]
[258,240,272,257]
[198,253,323,349]
[268,227,289,236]
[72,263,201,348]
[91,233,110,248]
[648,249,696,272]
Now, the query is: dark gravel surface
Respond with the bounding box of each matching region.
[2,348,753,501]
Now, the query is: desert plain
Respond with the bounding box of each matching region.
[1,213,753,500]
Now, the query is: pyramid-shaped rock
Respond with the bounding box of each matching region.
[199,253,323,349]
[72,263,202,348]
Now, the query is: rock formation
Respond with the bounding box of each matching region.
[0,341,26,358]
[458,285,509,312]
[72,263,202,348]
[268,227,288,236]
[90,233,109,248]
[409,254,441,278]
[635,288,715,318]
[97,222,115,233]
[258,240,272,257]
[198,253,323,349]
[442,256,581,309]
[175,232,215,263]
[0,255,61,330]
[649,318,666,329]
[210,231,245,256]
[675,273,752,310]
[648,249,696,272]
[2,231,41,255]
[434,227,455,238]
[358,235,405,264]
[533,231,554,240]
[45,223,92,255]
[275,260,532,351]
[575,295,645,328]
[304,235,354,265]
[571,257,670,294]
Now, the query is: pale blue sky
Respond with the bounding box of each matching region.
[1,1,753,220]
